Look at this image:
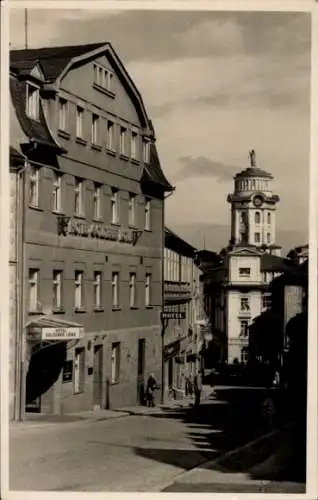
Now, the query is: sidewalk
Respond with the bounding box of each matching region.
[161,423,306,493]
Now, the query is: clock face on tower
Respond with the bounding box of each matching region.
[253,195,263,207]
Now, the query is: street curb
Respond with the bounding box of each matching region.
[157,423,294,492]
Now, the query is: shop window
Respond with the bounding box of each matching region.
[111,342,120,384]
[74,348,85,394]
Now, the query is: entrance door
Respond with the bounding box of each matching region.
[137,339,145,405]
[93,345,103,408]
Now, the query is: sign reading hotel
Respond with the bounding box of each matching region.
[41,327,84,341]
[57,215,142,246]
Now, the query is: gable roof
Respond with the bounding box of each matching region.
[143,143,174,192]
[165,227,196,256]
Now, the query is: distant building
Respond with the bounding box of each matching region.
[163,228,201,397]
[198,150,291,366]
[9,42,173,420]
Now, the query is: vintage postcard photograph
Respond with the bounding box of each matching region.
[2,2,316,497]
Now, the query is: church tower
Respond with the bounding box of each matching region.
[227,150,281,255]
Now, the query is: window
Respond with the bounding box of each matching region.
[267,212,271,225]
[145,273,152,306]
[26,83,39,120]
[239,320,249,337]
[52,172,62,212]
[267,232,271,244]
[111,342,120,384]
[74,178,83,215]
[241,347,249,364]
[29,166,39,207]
[53,270,63,309]
[120,126,127,155]
[76,106,84,138]
[92,114,100,145]
[74,348,85,394]
[94,271,102,308]
[131,131,138,160]
[239,267,251,277]
[145,198,151,230]
[94,63,113,92]
[129,273,137,308]
[254,232,261,243]
[28,269,39,311]
[111,188,119,224]
[255,211,261,224]
[143,139,150,163]
[58,98,68,131]
[240,296,250,311]
[74,271,84,309]
[107,121,114,150]
[128,193,136,227]
[112,272,119,308]
[93,183,101,219]
[262,294,271,310]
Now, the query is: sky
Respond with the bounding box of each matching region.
[9,8,311,249]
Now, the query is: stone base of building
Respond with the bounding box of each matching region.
[23,325,161,417]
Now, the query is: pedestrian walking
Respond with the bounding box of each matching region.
[146,373,158,407]
[193,370,202,408]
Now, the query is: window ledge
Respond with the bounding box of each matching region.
[131,158,140,166]
[76,137,87,146]
[93,307,105,312]
[73,214,86,220]
[106,148,116,157]
[74,308,86,314]
[52,210,65,216]
[58,129,71,140]
[130,306,139,310]
[146,305,154,310]
[128,224,137,230]
[111,381,120,386]
[93,83,115,99]
[91,143,103,152]
[52,308,66,314]
[144,228,152,232]
[112,306,122,311]
[29,205,43,212]
[74,390,84,395]
[92,217,104,223]
[119,154,129,162]
[110,222,120,227]
[28,310,44,316]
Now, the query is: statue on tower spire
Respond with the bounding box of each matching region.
[249,149,256,168]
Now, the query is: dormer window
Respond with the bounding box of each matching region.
[26,83,39,120]
[93,63,114,94]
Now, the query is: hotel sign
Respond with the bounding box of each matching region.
[57,216,142,246]
[41,327,84,341]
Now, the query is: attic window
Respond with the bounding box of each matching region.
[143,139,150,164]
[26,83,40,120]
[93,63,114,94]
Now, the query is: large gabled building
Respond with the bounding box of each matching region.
[9,42,173,420]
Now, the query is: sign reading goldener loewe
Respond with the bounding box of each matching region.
[57,215,142,245]
[41,327,84,341]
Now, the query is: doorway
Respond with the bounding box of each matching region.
[137,339,145,405]
[93,345,103,408]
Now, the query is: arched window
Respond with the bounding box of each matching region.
[255,211,261,224]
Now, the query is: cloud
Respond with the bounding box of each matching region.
[172,157,239,183]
